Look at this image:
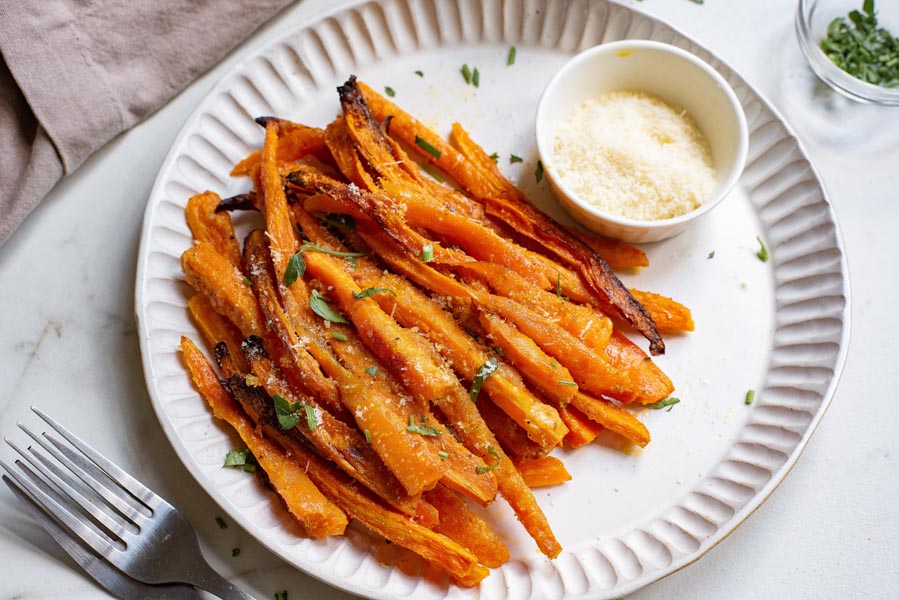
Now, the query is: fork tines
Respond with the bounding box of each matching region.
[2,407,161,562]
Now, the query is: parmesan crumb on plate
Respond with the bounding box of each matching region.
[553,90,716,221]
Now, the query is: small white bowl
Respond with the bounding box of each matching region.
[535,40,748,243]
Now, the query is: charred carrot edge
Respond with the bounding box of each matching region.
[514,456,572,488]
[568,227,649,270]
[357,79,664,354]
[244,229,345,417]
[181,242,264,337]
[291,209,562,558]
[261,423,489,586]
[187,294,249,374]
[239,336,428,520]
[425,485,510,569]
[557,404,606,449]
[180,336,347,538]
[185,191,244,271]
[629,289,695,333]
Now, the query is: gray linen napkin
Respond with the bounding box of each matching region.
[0,0,293,246]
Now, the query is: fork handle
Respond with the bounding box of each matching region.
[188,562,255,600]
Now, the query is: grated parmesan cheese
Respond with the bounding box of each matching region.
[552,91,716,221]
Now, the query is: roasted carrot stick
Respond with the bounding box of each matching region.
[570,391,651,448]
[181,242,263,337]
[187,294,249,374]
[185,191,243,271]
[425,485,510,568]
[180,336,347,538]
[254,419,488,586]
[629,289,695,333]
[514,456,572,488]
[231,120,326,177]
[557,404,606,449]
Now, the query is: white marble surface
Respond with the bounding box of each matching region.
[1,1,896,599]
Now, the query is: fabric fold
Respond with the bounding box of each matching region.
[0,0,293,246]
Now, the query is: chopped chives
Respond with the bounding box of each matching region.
[414,135,441,159]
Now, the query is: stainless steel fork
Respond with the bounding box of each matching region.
[4,473,202,599]
[2,407,255,600]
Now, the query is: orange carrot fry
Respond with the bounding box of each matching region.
[515,456,572,488]
[181,242,263,337]
[187,294,249,374]
[629,289,695,333]
[557,405,605,449]
[185,191,244,271]
[568,228,649,270]
[180,337,347,538]
[425,485,510,568]
[262,424,488,586]
[570,391,651,448]
[231,121,326,177]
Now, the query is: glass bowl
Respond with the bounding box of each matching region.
[797,0,899,105]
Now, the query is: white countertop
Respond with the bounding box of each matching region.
[1,1,896,598]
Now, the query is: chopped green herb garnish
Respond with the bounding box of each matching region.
[406,415,442,437]
[489,152,499,163]
[285,243,365,286]
[745,389,755,405]
[472,67,480,87]
[215,516,227,529]
[493,345,505,357]
[647,397,681,411]
[365,365,379,377]
[469,357,499,401]
[242,277,253,286]
[707,250,715,259]
[421,244,434,263]
[274,592,288,600]
[507,46,517,65]
[821,0,899,87]
[347,256,358,269]
[414,135,441,159]
[353,287,397,299]
[364,429,372,443]
[232,547,241,557]
[415,70,424,77]
[223,448,257,473]
[556,273,563,298]
[535,160,544,183]
[461,63,472,84]
[476,446,501,474]
[422,164,445,182]
[550,358,558,367]
[509,154,523,164]
[385,86,396,97]
[755,236,769,262]
[273,394,319,431]
[284,252,306,285]
[321,212,356,232]
[557,380,577,387]
[330,331,348,341]
[438,451,448,460]
[310,289,349,323]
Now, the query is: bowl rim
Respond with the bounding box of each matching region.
[535,39,749,232]
[796,0,899,106]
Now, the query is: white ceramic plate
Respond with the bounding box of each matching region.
[135,1,850,598]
